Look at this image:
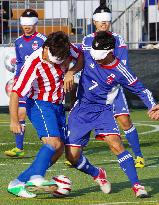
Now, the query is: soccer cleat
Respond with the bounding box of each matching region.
[4,147,24,157]
[93,168,111,194]
[132,183,149,198]
[64,160,73,167]
[135,156,145,168]
[8,181,36,198]
[26,175,58,193]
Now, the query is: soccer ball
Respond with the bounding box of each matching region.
[52,175,72,197]
[4,50,16,73]
[5,78,15,97]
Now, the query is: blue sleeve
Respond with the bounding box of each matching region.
[15,42,23,77]
[114,34,129,66]
[115,46,128,66]
[116,65,156,110]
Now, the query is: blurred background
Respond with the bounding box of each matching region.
[0,0,159,111]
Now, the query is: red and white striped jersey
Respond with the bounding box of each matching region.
[12,44,81,104]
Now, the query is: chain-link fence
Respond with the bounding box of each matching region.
[0,0,159,48]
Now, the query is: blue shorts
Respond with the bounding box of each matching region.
[26,98,66,141]
[113,87,129,117]
[65,101,120,147]
[19,96,27,108]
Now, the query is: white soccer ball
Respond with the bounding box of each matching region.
[4,50,16,73]
[5,78,15,97]
[52,175,72,197]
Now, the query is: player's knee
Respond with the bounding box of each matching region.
[118,116,132,130]
[42,136,64,151]
[18,107,26,120]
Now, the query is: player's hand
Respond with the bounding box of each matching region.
[64,70,74,92]
[10,121,24,134]
[148,104,159,120]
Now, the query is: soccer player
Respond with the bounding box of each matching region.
[4,9,46,158]
[65,31,156,198]
[8,31,83,198]
[66,2,145,168]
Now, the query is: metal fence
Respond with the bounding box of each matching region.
[0,0,159,48]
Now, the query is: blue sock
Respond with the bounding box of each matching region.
[18,144,55,183]
[15,120,25,150]
[124,125,143,158]
[117,150,139,186]
[73,154,99,177]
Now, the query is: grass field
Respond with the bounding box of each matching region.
[0,110,159,205]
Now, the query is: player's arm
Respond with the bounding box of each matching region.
[64,44,84,92]
[9,92,22,134]
[116,66,156,110]
[10,58,37,134]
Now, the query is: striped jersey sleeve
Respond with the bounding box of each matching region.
[12,56,40,97]
[70,43,82,59]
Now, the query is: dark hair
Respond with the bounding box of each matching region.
[43,31,70,60]
[21,9,38,18]
[92,31,115,50]
[93,4,111,15]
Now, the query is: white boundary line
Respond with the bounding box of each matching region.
[91,201,158,205]
[1,121,159,135]
[0,122,159,146]
[134,122,159,135]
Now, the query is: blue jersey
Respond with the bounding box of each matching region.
[145,0,158,7]
[82,32,128,66]
[15,32,46,77]
[77,51,156,110]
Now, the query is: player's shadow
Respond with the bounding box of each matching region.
[84,145,110,156]
[70,177,158,197]
[36,185,102,199]
[0,155,35,160]
[145,156,159,167]
[35,177,158,199]
[112,177,158,197]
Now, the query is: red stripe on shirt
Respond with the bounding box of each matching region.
[41,62,56,102]
[37,68,46,100]
[29,86,34,98]
[70,43,81,58]
[16,57,40,95]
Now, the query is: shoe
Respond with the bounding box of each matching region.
[135,156,145,168]
[4,147,24,157]
[93,168,111,194]
[64,160,73,167]
[8,181,36,198]
[26,175,58,193]
[132,183,149,198]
